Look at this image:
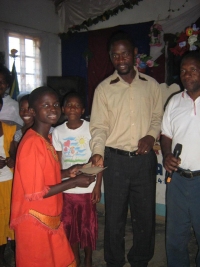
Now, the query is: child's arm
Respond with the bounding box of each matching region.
[45,151,95,198]
[6,141,16,168]
[0,157,6,169]
[44,173,95,198]
[61,164,83,178]
[91,172,103,204]
[5,157,15,168]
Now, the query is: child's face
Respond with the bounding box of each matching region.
[19,99,34,125]
[62,96,85,121]
[30,92,61,126]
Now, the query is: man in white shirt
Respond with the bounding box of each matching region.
[161,51,200,267]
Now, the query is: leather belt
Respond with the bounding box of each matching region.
[106,147,138,157]
[176,168,200,178]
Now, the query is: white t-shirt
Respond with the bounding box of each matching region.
[161,90,200,171]
[52,120,95,193]
[0,136,13,182]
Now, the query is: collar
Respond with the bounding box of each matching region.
[109,67,147,84]
[182,89,200,102]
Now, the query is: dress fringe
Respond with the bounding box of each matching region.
[25,186,50,201]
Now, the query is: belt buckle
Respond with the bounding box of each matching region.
[128,151,137,157]
[128,151,133,158]
[189,171,193,178]
[185,170,193,178]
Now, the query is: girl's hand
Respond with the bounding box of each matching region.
[67,164,82,177]
[91,186,101,204]
[74,174,95,187]
[61,164,84,179]
[0,157,6,169]
[6,157,15,168]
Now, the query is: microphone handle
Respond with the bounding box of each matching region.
[166,171,173,183]
[166,150,181,183]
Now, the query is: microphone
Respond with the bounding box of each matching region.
[166,143,182,183]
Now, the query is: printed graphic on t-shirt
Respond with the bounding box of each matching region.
[63,136,88,164]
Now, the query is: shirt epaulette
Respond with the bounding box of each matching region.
[110,77,120,84]
[139,75,147,81]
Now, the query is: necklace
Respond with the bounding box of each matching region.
[36,133,58,162]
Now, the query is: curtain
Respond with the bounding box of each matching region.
[61,21,153,114]
[87,27,118,112]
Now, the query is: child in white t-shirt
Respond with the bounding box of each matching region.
[52,91,102,267]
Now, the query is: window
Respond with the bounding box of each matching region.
[8,33,42,92]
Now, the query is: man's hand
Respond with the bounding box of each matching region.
[90,154,104,167]
[137,135,155,155]
[163,152,181,173]
[74,174,96,188]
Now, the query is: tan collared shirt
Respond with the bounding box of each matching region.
[90,68,163,157]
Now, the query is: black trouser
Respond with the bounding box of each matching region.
[103,148,157,267]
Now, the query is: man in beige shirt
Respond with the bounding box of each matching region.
[90,31,162,267]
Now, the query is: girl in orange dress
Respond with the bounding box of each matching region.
[10,86,95,267]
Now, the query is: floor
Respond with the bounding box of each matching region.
[89,204,198,267]
[4,203,198,267]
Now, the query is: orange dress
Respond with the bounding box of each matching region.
[10,129,76,267]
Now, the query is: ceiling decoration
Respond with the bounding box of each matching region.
[54,0,143,35]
